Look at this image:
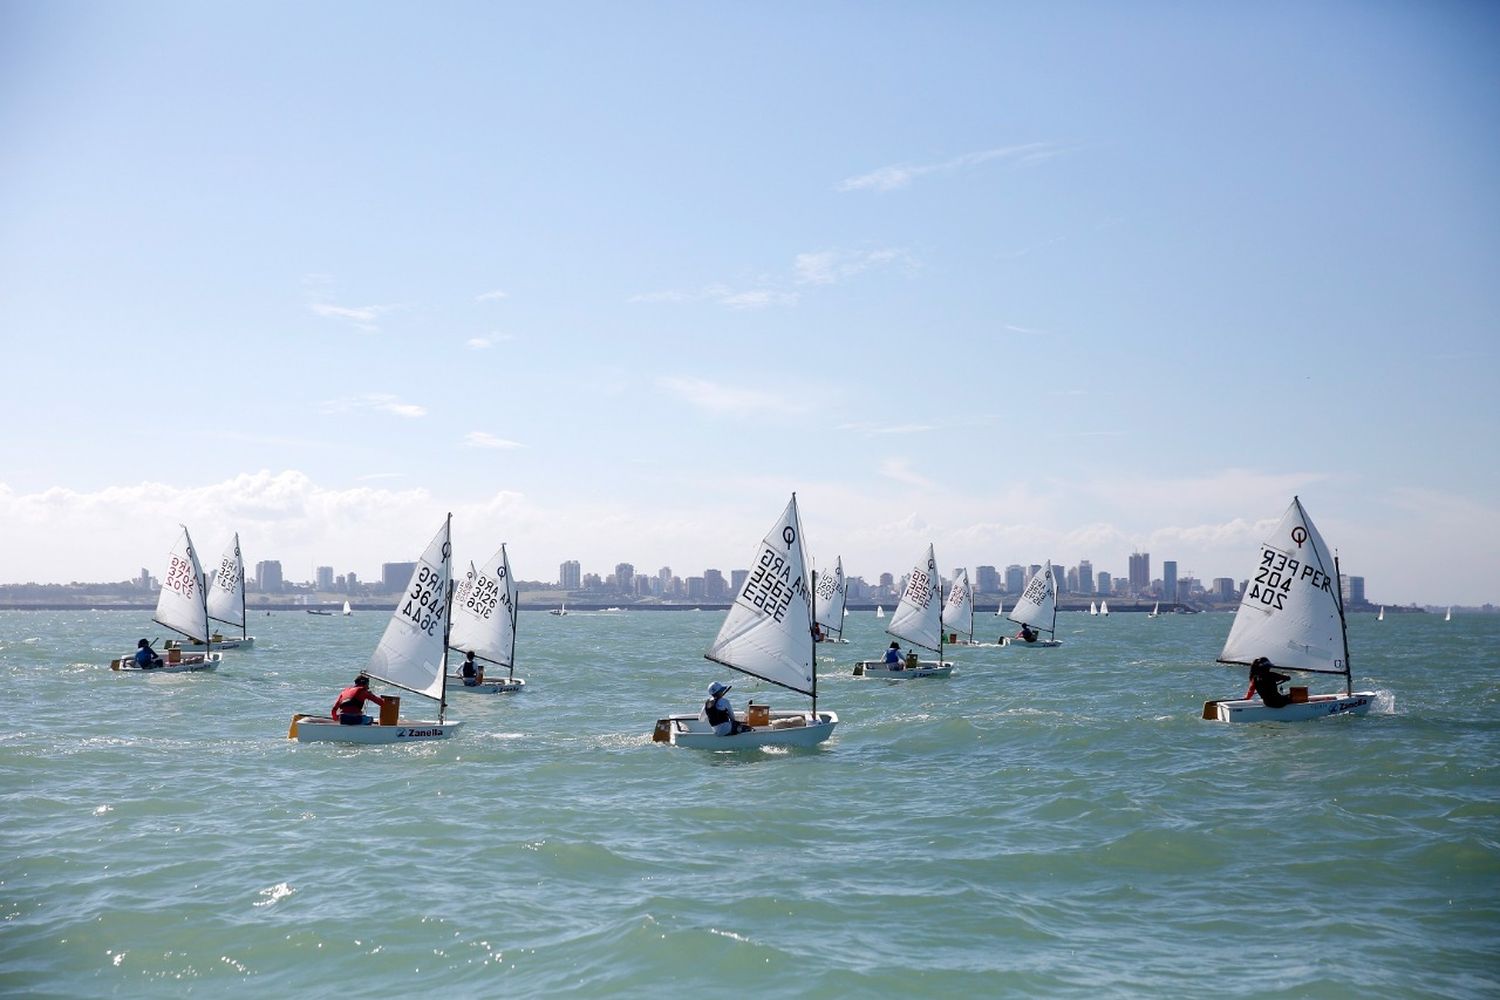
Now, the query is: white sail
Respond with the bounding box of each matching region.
[941,567,973,640]
[1445,607,1451,622]
[1008,561,1058,636]
[888,544,943,653]
[155,525,210,642]
[343,600,352,616]
[1100,599,1110,616]
[1149,601,1160,618]
[1218,497,1346,674]
[366,517,452,702]
[206,532,245,631]
[813,555,848,639]
[448,545,517,669]
[995,599,1004,617]
[1377,606,1384,621]
[875,605,885,618]
[1089,601,1098,616]
[704,495,815,696]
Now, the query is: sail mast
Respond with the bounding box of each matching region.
[505,545,517,679]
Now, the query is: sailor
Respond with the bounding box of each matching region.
[1246,657,1292,708]
[133,638,164,669]
[1017,623,1038,644]
[331,674,387,725]
[460,650,484,687]
[882,641,904,669]
[700,681,748,736]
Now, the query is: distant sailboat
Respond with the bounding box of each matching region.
[941,568,998,646]
[1444,607,1452,622]
[1089,601,1098,616]
[1148,601,1160,618]
[342,600,352,616]
[854,543,953,678]
[112,525,223,672]
[813,556,849,643]
[194,532,254,650]
[875,605,885,619]
[994,599,1004,617]
[1377,606,1384,622]
[1006,562,1062,648]
[1100,599,1110,617]
[447,544,524,693]
[550,599,568,616]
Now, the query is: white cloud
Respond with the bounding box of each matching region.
[475,290,509,302]
[628,285,797,310]
[310,303,396,331]
[464,432,523,450]
[320,394,427,419]
[837,143,1064,192]
[656,376,808,417]
[466,337,493,350]
[794,248,906,286]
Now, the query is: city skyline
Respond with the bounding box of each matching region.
[3,6,1496,605]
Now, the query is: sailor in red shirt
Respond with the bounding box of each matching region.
[332,674,387,725]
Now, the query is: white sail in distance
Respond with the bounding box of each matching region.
[813,555,848,638]
[888,544,943,653]
[1218,497,1346,674]
[705,495,815,696]
[366,517,452,701]
[448,545,517,669]
[941,567,973,639]
[206,532,245,630]
[155,525,209,642]
[1008,562,1057,635]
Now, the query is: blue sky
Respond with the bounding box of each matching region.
[2,2,1496,604]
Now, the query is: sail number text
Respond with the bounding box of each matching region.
[464,572,511,620]
[1246,545,1334,611]
[164,555,198,599]
[400,565,447,635]
[741,543,803,622]
[903,568,933,610]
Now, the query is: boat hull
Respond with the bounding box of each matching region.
[111,651,222,672]
[446,674,526,694]
[289,716,464,743]
[1002,637,1062,648]
[852,660,954,678]
[1202,692,1376,723]
[171,636,254,651]
[653,711,837,749]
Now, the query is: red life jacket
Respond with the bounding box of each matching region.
[332,685,369,718]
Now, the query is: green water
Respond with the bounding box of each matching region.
[1,609,1495,997]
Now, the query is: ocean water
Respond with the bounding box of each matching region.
[1,608,1496,998]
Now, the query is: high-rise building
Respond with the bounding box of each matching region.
[976,565,999,593]
[1097,571,1112,595]
[1348,575,1366,605]
[1128,552,1151,595]
[879,572,895,592]
[703,569,726,600]
[1066,567,1079,593]
[256,560,283,594]
[686,576,705,599]
[346,570,359,594]
[1005,565,1025,594]
[615,563,635,594]
[1213,577,1236,602]
[316,566,334,591]
[381,562,416,592]
[559,560,581,590]
[1077,560,1094,595]
[1162,561,1178,603]
[730,568,749,594]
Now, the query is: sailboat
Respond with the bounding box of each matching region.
[853,544,954,678]
[1444,607,1452,622]
[875,605,885,618]
[343,600,352,616]
[1377,606,1384,622]
[651,494,837,748]
[942,568,1000,646]
[1148,601,1160,619]
[1089,601,1098,616]
[446,544,525,693]
[549,599,568,616]
[172,533,255,651]
[1005,562,1062,647]
[813,556,850,643]
[289,516,462,743]
[1201,497,1376,723]
[1100,599,1110,616]
[995,598,1004,617]
[111,526,222,672]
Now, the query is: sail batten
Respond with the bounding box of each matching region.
[366,517,452,702]
[703,496,815,697]
[1218,497,1347,674]
[888,544,943,653]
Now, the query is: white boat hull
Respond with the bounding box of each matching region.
[289,716,464,743]
[950,639,1003,648]
[653,710,838,749]
[1002,637,1062,648]
[111,651,222,672]
[815,636,850,644]
[446,674,526,694]
[852,659,954,678]
[1202,692,1376,723]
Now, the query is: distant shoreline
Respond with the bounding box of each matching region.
[0,600,1422,614]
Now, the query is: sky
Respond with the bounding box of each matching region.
[1,1,1497,605]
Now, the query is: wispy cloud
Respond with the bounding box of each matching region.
[656,376,808,417]
[837,143,1065,193]
[1000,323,1055,337]
[838,421,935,435]
[794,248,907,286]
[320,393,427,419]
[464,431,523,450]
[310,302,398,332]
[629,284,798,310]
[878,458,937,491]
[475,289,508,302]
[466,337,493,350]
